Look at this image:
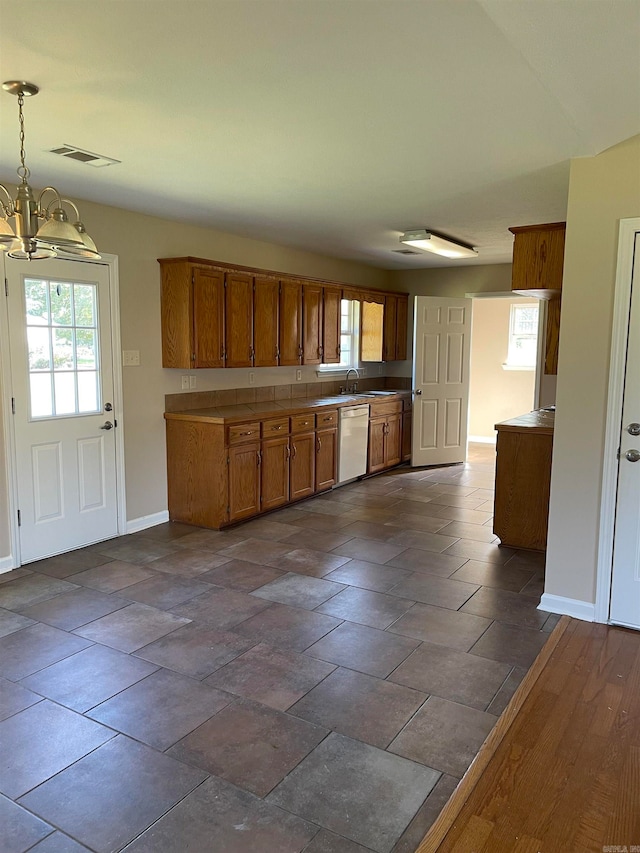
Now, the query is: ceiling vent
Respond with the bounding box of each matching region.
[393,248,420,255]
[49,145,121,168]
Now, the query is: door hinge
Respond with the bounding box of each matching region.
[4,278,8,298]
[17,509,21,527]
[114,419,118,428]
[11,397,15,415]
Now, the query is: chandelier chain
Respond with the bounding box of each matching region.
[17,92,30,182]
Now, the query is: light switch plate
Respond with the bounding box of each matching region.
[122,350,140,366]
[181,375,189,390]
[189,375,197,389]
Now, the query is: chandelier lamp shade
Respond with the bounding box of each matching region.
[0,81,100,261]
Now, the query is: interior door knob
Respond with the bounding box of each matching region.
[413,389,422,395]
[99,421,114,431]
[625,449,640,462]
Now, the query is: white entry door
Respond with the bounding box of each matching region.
[6,257,119,563]
[609,231,640,628]
[411,296,472,467]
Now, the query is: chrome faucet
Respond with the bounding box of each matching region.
[345,368,360,393]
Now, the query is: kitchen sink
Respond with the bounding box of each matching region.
[352,390,399,397]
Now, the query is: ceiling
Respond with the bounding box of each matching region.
[1,0,639,269]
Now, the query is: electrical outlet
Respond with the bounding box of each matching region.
[181,375,189,390]
[296,369,302,381]
[189,375,197,389]
[249,371,255,385]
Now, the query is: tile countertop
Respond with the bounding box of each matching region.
[494,409,555,435]
[164,390,411,425]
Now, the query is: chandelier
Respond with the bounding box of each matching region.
[0,81,100,261]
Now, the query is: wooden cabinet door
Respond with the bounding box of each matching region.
[228,440,260,522]
[509,223,566,296]
[383,294,398,362]
[368,418,387,474]
[395,295,408,361]
[280,280,303,365]
[322,288,341,365]
[385,413,402,468]
[361,299,384,362]
[290,431,315,500]
[193,268,225,368]
[544,297,561,375]
[303,284,323,364]
[225,272,254,367]
[315,428,337,492]
[402,410,412,462]
[261,436,290,511]
[254,278,280,367]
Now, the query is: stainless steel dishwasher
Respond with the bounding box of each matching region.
[338,404,370,484]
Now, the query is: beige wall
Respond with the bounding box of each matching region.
[468,297,537,440]
[0,196,389,560]
[545,134,640,605]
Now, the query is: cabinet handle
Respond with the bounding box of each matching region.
[286,444,291,459]
[291,443,297,459]
[276,346,280,360]
[240,431,253,436]
[316,438,322,452]
[322,416,331,422]
[257,450,262,466]
[271,425,283,430]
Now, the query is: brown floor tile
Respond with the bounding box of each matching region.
[217,537,295,565]
[0,568,33,585]
[0,575,78,612]
[28,831,91,852]
[323,560,411,593]
[469,620,550,668]
[264,547,352,578]
[519,573,546,599]
[281,528,355,553]
[93,537,180,565]
[506,550,546,572]
[387,529,460,554]
[383,513,450,534]
[420,494,488,510]
[387,602,492,651]
[0,677,42,721]
[18,588,129,631]
[0,793,54,853]
[304,830,373,852]
[148,549,233,578]
[486,666,527,715]
[21,644,158,713]
[443,538,516,563]
[204,642,335,710]
[290,511,356,532]
[387,573,479,610]
[169,586,271,628]
[289,666,426,748]
[0,624,92,681]
[233,602,342,652]
[70,561,153,593]
[294,499,351,517]
[0,700,114,798]
[316,586,415,629]
[252,572,346,609]
[198,558,284,590]
[172,529,247,553]
[135,622,256,679]
[233,517,302,541]
[73,603,190,653]
[425,504,493,525]
[305,621,419,678]
[389,695,495,777]
[449,559,535,592]
[88,668,231,749]
[0,608,35,638]
[331,538,407,565]
[133,521,196,542]
[435,520,499,543]
[168,698,326,797]
[267,732,440,853]
[123,775,318,853]
[19,735,207,853]
[118,574,212,609]
[330,492,402,510]
[384,548,466,577]
[338,521,399,542]
[460,586,549,629]
[391,773,460,853]
[28,550,112,579]
[541,611,562,632]
[388,642,511,711]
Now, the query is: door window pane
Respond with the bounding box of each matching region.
[24,277,101,419]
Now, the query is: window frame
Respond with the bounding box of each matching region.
[318,298,361,373]
[503,302,539,371]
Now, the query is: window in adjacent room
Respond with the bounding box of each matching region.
[504,303,539,370]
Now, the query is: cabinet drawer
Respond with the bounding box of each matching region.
[227,422,261,445]
[291,413,315,433]
[316,409,338,429]
[262,417,290,436]
[370,400,402,417]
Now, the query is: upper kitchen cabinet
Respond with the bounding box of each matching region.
[254,277,280,367]
[279,279,303,365]
[225,272,254,368]
[303,283,324,365]
[322,286,342,365]
[509,222,566,298]
[160,258,225,368]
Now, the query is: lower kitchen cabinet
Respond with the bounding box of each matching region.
[315,427,337,492]
[290,431,316,501]
[402,408,412,462]
[228,440,261,522]
[368,401,402,473]
[261,435,290,511]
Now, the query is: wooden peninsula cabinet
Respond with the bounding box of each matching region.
[493,409,555,551]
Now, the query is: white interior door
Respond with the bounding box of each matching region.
[6,257,119,563]
[412,295,472,467]
[610,232,640,628]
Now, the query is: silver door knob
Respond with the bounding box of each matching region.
[99,421,114,431]
[413,389,422,395]
[627,423,640,436]
[625,449,640,462]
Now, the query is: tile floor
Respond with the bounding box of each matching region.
[0,443,557,853]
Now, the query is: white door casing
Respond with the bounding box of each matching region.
[3,256,124,564]
[411,296,472,467]
[608,230,640,628]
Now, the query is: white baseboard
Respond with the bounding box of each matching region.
[539,593,596,622]
[126,510,170,535]
[0,554,16,574]
[468,435,496,444]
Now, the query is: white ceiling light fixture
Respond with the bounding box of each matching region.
[0,81,100,261]
[399,230,478,259]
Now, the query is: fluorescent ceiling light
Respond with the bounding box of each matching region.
[400,230,477,259]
